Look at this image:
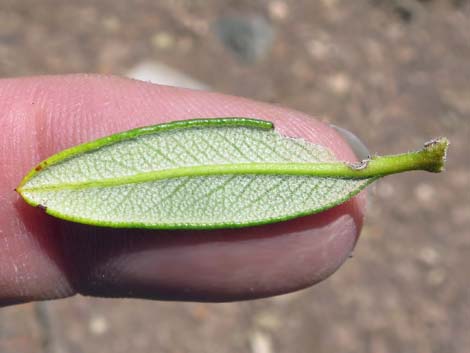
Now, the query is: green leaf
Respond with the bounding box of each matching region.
[17,118,448,229]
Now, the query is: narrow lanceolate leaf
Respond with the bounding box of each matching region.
[17,118,448,229]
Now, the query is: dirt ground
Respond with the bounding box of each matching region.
[0,1,469,352]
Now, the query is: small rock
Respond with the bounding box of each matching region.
[214,15,274,63]
[418,246,440,266]
[250,331,273,353]
[414,183,435,204]
[268,1,289,21]
[126,61,209,90]
[326,73,351,95]
[89,315,109,336]
[151,31,175,50]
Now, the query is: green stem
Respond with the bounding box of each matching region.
[344,137,449,177]
[18,138,448,193]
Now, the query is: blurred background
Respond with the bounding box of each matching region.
[0,0,469,352]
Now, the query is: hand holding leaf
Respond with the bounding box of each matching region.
[0,75,449,306]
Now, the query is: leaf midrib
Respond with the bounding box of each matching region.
[19,161,369,193]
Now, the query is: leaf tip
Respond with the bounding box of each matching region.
[15,181,26,196]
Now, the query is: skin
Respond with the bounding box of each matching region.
[0,75,366,306]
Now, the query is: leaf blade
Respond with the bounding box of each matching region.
[17,118,447,229]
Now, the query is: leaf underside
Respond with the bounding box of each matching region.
[18,118,372,229]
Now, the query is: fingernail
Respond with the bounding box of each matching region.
[331,125,376,200]
[330,125,370,160]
